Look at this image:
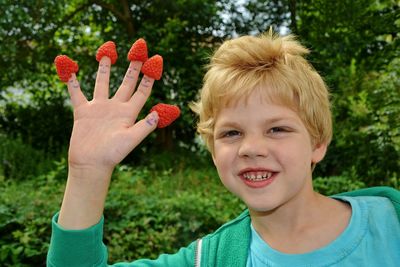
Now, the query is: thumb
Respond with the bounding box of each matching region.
[125,111,159,150]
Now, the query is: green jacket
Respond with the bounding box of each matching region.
[47,186,400,267]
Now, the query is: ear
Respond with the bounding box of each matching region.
[311,142,328,164]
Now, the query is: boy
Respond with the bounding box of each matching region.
[47,31,400,266]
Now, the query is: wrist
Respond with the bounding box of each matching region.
[68,163,114,183]
[58,165,114,230]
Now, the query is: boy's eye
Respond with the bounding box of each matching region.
[269,127,289,134]
[222,130,241,138]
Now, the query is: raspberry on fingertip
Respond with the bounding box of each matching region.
[96,41,118,64]
[141,55,163,80]
[150,103,180,128]
[54,55,79,83]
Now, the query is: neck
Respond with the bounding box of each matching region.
[250,189,322,234]
[249,191,351,253]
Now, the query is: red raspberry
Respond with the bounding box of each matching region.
[127,38,148,62]
[141,55,163,80]
[96,41,118,64]
[150,103,181,128]
[54,55,79,83]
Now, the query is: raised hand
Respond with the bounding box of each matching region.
[67,57,158,172]
[54,40,164,229]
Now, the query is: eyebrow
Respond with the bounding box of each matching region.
[265,117,293,124]
[216,116,298,128]
[214,120,240,129]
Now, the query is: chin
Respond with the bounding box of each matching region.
[244,200,280,214]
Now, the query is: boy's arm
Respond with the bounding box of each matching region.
[56,42,160,230]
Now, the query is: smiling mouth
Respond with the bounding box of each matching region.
[242,171,273,181]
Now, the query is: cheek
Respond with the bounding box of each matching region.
[213,145,236,178]
[278,142,314,170]
[213,148,228,171]
[212,154,230,187]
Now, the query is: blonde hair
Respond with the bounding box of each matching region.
[191,31,332,154]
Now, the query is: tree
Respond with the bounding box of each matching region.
[293,0,400,183]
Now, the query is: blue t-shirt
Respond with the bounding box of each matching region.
[246,196,400,266]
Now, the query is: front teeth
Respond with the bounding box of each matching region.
[243,172,272,181]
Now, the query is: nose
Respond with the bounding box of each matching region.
[238,134,269,158]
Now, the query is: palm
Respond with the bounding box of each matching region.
[69,100,134,167]
[66,59,157,171]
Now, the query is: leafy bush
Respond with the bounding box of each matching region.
[0,163,244,266]
[313,175,366,196]
[0,172,63,266]
[0,80,73,154]
[0,135,60,181]
[319,57,400,185]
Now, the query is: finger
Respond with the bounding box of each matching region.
[93,57,111,99]
[124,112,159,151]
[113,61,143,102]
[67,74,88,107]
[128,75,155,117]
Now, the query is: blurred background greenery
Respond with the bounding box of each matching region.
[0,0,399,265]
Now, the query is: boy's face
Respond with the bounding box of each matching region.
[212,89,327,213]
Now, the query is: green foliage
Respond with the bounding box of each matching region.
[0,0,66,86]
[313,176,366,196]
[294,0,400,183]
[296,0,399,75]
[0,173,63,266]
[314,174,399,196]
[318,56,400,184]
[0,161,244,266]
[0,134,60,181]
[0,80,73,155]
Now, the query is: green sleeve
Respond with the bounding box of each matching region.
[47,213,108,266]
[47,213,195,267]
